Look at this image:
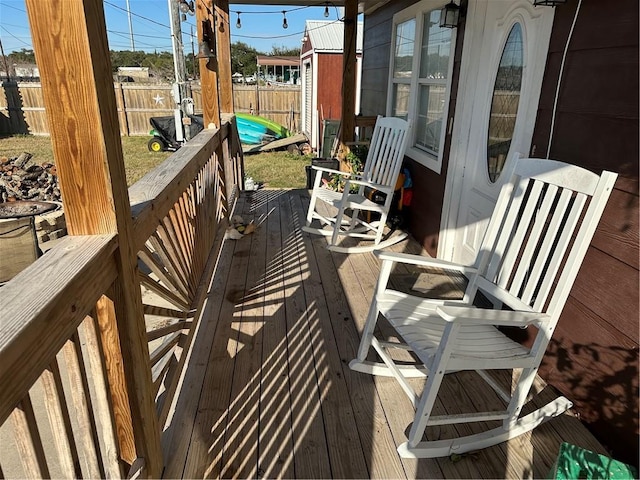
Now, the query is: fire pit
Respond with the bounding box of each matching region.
[0,200,58,219]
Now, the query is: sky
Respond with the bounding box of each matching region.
[0,0,344,55]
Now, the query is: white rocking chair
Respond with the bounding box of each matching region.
[303,115,411,253]
[349,157,617,458]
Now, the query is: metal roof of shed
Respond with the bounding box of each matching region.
[304,20,363,52]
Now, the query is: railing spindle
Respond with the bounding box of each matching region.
[94,293,137,466]
[11,396,50,478]
[41,360,80,478]
[61,335,103,479]
[80,314,124,478]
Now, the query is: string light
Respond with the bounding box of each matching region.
[225,4,341,34]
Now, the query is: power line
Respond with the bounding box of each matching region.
[108,29,173,41]
[108,30,172,50]
[0,26,31,48]
[103,0,171,31]
[0,1,26,13]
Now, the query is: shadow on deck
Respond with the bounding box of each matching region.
[161,189,607,479]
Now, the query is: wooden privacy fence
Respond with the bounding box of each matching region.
[0,119,244,478]
[232,85,301,132]
[0,81,301,136]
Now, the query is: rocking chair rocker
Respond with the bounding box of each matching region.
[349,157,617,458]
[303,115,411,253]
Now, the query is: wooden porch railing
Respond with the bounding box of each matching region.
[0,120,244,478]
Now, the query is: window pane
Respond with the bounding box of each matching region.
[393,18,415,78]
[415,84,446,153]
[420,11,451,79]
[392,83,411,119]
[487,23,523,183]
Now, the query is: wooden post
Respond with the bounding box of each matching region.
[215,0,233,113]
[338,0,358,169]
[220,119,235,204]
[24,0,162,476]
[196,0,221,128]
[255,79,260,116]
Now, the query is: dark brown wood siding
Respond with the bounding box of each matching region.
[361,0,639,468]
[530,0,639,467]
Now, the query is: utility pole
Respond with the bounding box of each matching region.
[125,0,135,50]
[168,0,188,141]
[190,24,197,79]
[168,0,187,87]
[0,37,11,81]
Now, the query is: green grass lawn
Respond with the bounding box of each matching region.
[243,151,310,189]
[0,135,171,186]
[0,135,310,188]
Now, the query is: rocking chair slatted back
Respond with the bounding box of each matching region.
[363,115,410,189]
[467,159,617,322]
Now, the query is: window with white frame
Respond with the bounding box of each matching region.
[388,2,456,173]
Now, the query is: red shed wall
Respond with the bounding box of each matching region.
[316,53,344,122]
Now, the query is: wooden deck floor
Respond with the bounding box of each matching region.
[161,189,607,479]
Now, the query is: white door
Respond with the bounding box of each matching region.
[441,0,555,265]
[302,61,313,141]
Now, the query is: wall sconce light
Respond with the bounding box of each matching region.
[439,1,461,28]
[533,0,567,5]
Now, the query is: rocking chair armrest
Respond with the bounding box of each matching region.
[345,178,391,192]
[311,166,350,177]
[436,305,551,327]
[375,251,478,276]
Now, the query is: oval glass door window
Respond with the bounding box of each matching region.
[487,23,523,182]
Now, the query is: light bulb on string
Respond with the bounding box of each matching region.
[282,11,288,29]
[236,12,242,28]
[324,3,329,17]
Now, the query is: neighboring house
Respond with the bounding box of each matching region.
[256,55,300,85]
[359,0,638,467]
[116,66,150,82]
[300,20,363,154]
[0,63,40,81]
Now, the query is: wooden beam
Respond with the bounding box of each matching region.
[197,0,221,128]
[215,0,234,113]
[24,0,162,476]
[340,0,358,148]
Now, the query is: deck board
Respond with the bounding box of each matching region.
[164,189,609,479]
[274,190,333,479]
[299,193,406,479]
[258,190,295,479]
